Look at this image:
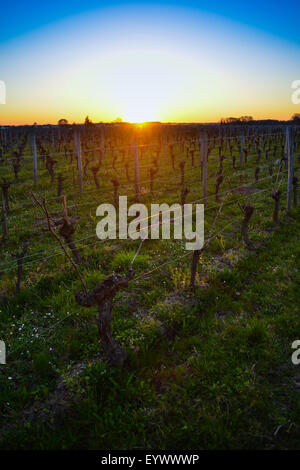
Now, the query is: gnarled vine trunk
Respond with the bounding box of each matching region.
[75,270,135,367]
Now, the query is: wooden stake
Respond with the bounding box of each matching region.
[32,133,38,187]
[287,126,293,211]
[74,129,83,192]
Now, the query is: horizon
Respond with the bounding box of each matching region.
[1,117,298,127]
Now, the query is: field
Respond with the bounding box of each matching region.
[0,122,300,449]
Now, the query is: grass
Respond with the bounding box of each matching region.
[0,209,299,449]
[0,128,300,449]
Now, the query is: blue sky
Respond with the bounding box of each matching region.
[1,0,300,45]
[1,1,299,123]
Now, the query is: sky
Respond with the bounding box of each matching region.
[0,0,299,124]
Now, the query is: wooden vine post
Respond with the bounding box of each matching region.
[162,126,167,163]
[32,133,38,187]
[240,135,244,166]
[52,128,56,153]
[286,126,293,211]
[100,124,105,156]
[74,128,83,192]
[200,130,207,207]
[132,134,140,202]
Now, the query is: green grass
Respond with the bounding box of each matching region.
[0,130,300,449]
[1,209,300,449]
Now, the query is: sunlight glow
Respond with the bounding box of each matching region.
[1,4,300,124]
[92,47,193,123]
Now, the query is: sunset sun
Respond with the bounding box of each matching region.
[122,103,158,123]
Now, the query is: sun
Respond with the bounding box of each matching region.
[122,102,158,123]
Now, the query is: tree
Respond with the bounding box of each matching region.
[58,118,68,125]
[292,113,300,122]
[240,116,253,122]
[84,115,93,126]
[220,116,253,124]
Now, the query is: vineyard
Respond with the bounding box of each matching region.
[0,122,300,449]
